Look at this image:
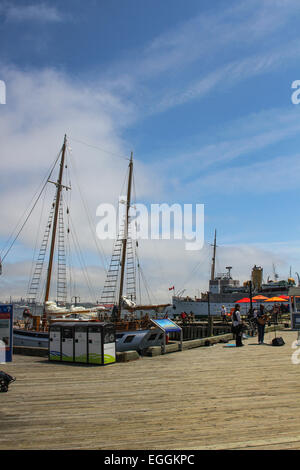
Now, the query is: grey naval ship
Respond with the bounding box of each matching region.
[165,232,296,318]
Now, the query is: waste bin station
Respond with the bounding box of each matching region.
[49,322,116,365]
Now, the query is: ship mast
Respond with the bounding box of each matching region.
[117,152,133,320]
[42,134,67,329]
[210,229,217,281]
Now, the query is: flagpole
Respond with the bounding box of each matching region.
[169,285,175,303]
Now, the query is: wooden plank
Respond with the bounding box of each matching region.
[1,329,300,449]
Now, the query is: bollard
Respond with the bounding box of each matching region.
[208,316,214,337]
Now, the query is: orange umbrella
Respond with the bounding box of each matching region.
[278,295,289,299]
[252,295,268,300]
[236,297,255,303]
[264,296,288,302]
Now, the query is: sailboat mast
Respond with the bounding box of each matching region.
[42,134,67,328]
[210,229,217,281]
[118,152,133,319]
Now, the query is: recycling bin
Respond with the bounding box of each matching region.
[61,325,74,362]
[49,323,61,361]
[49,322,116,365]
[74,325,88,363]
[102,323,116,364]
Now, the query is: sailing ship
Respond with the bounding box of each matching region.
[11,136,166,353]
[13,135,101,347]
[98,151,168,351]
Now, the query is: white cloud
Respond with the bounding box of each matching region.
[145,104,300,201]
[2,0,300,303]
[2,237,297,304]
[0,2,64,23]
[132,115,300,203]
[103,0,300,116]
[0,65,164,302]
[175,151,300,198]
[154,40,300,113]
[135,0,300,81]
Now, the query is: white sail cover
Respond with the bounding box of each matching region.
[122,296,136,308]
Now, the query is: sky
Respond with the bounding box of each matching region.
[1,0,300,303]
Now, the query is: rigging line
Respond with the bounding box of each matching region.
[104,162,131,288]
[66,226,73,301]
[68,136,130,161]
[150,240,170,292]
[137,258,142,306]
[66,199,84,302]
[178,260,202,290]
[132,170,136,205]
[115,161,130,227]
[131,170,138,235]
[1,148,62,255]
[68,214,97,303]
[132,171,158,305]
[1,171,56,263]
[64,212,74,302]
[64,152,74,302]
[1,149,62,261]
[38,272,46,306]
[61,196,84,298]
[136,252,151,305]
[69,225,96,304]
[131,170,141,213]
[134,240,143,305]
[176,246,211,295]
[135,246,157,305]
[69,248,77,302]
[65,196,75,302]
[66,147,109,272]
[26,182,49,298]
[115,165,130,235]
[120,165,128,198]
[140,265,154,305]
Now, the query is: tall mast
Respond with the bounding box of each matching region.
[42,134,67,328]
[210,229,217,281]
[117,152,133,320]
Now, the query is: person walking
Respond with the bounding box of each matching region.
[221,305,227,323]
[232,304,244,347]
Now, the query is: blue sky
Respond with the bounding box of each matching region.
[1,0,300,301]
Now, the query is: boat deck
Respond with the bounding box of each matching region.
[1,329,300,450]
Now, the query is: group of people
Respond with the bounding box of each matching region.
[231,303,270,347]
[179,311,195,324]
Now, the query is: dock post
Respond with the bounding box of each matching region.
[207,291,214,336]
[208,316,214,337]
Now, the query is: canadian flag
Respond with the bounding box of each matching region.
[169,286,175,291]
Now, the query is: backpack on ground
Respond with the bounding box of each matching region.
[272,337,285,346]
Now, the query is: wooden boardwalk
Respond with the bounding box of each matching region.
[1,329,300,450]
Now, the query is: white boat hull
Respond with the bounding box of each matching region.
[13,329,49,348]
